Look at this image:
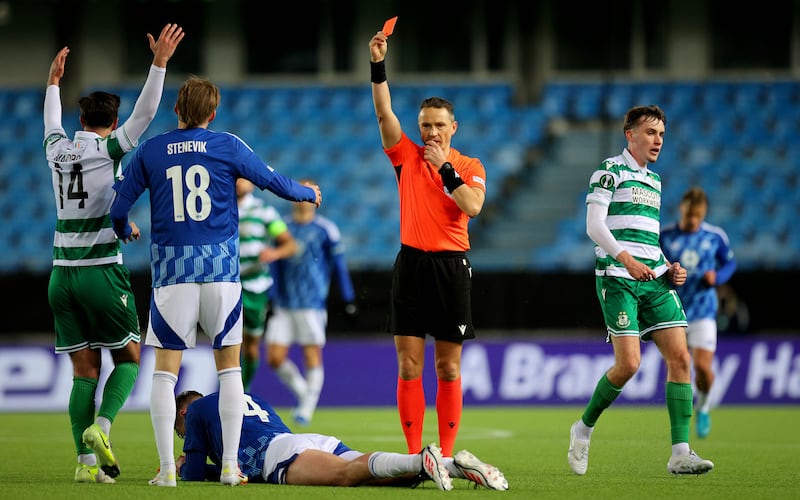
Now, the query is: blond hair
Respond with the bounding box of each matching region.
[175,76,220,128]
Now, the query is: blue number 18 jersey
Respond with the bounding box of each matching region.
[111,127,315,287]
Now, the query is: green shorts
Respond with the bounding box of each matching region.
[595,275,687,342]
[49,264,141,354]
[242,288,269,337]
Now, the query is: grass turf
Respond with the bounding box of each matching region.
[0,405,797,499]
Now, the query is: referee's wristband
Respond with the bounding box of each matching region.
[370,60,386,84]
[438,162,465,192]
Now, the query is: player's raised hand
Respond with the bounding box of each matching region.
[148,23,185,68]
[48,46,70,86]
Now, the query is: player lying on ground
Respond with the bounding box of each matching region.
[174,390,509,491]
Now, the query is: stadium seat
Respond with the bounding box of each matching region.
[0,77,797,273]
[570,83,604,121]
[540,82,573,119]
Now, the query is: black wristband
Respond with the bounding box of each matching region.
[370,60,386,84]
[438,162,465,192]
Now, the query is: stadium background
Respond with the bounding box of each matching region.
[0,1,798,409]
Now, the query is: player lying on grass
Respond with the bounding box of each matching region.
[173,390,509,491]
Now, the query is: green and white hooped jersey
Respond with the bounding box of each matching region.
[585,148,669,280]
[238,193,287,294]
[45,129,130,267]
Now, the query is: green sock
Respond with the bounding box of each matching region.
[666,382,693,445]
[242,357,259,392]
[97,362,139,424]
[69,377,98,455]
[582,374,622,427]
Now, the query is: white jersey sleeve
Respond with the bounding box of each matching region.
[586,202,624,259]
[114,64,167,152]
[43,85,66,140]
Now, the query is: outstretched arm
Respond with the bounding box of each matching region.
[43,47,70,138]
[369,32,402,149]
[117,23,185,150]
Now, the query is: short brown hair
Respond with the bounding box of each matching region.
[623,105,666,132]
[176,76,220,128]
[79,91,121,128]
[681,186,708,207]
[419,96,455,121]
[175,390,203,412]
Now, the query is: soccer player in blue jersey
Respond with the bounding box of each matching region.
[109,76,322,487]
[660,186,736,438]
[172,390,508,490]
[265,191,357,425]
[44,24,183,484]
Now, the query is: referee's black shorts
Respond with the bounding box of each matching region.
[386,244,475,342]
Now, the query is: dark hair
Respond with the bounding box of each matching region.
[623,105,666,132]
[681,186,708,207]
[175,390,203,412]
[79,91,121,128]
[419,96,455,121]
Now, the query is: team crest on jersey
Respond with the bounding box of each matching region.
[120,294,128,307]
[599,174,614,189]
[616,311,630,328]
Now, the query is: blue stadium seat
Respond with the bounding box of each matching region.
[540,82,573,119]
[698,81,733,110]
[570,83,604,121]
[604,82,634,118]
[633,81,667,108]
[666,81,700,118]
[764,80,799,112]
[10,89,43,118]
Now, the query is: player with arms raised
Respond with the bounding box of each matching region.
[44,23,184,484]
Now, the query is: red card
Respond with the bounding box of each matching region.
[382,16,397,36]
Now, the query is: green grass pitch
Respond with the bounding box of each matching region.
[1,405,797,499]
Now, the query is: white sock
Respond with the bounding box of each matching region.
[696,391,711,413]
[218,368,244,465]
[275,359,308,401]
[575,420,593,440]
[150,371,178,471]
[672,442,690,457]
[444,457,462,478]
[96,416,111,437]
[298,365,324,419]
[368,452,419,478]
[78,453,97,466]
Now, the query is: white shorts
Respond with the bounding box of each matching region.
[261,432,358,484]
[265,307,327,347]
[686,317,717,352]
[145,282,243,350]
